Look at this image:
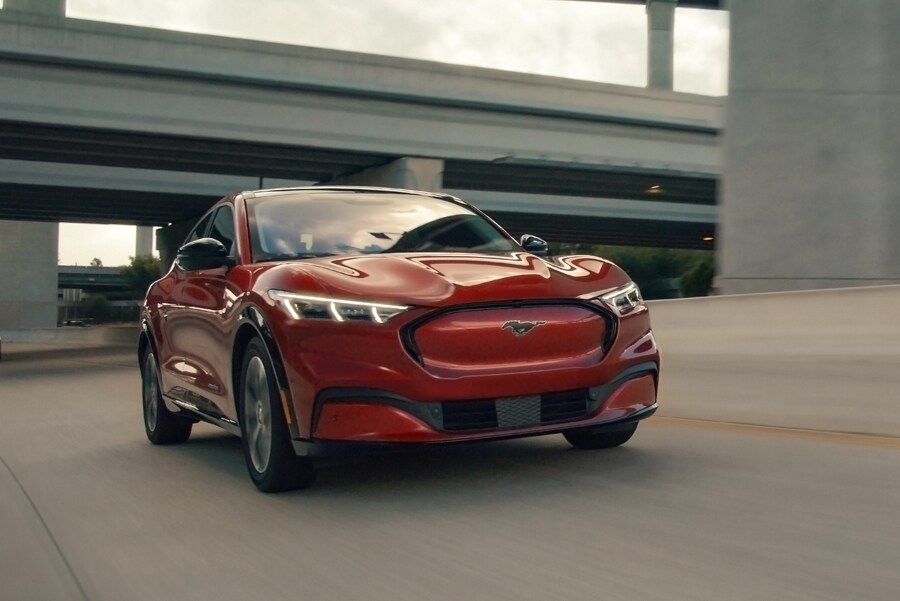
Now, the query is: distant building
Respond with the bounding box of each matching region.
[57,265,138,324]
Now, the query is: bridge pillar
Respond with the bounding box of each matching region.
[646,0,676,90]
[156,220,194,271]
[721,0,900,292]
[0,220,59,329]
[324,158,444,192]
[135,226,154,258]
[2,0,65,17]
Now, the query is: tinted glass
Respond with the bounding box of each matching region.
[208,206,236,255]
[185,212,213,244]
[247,191,516,261]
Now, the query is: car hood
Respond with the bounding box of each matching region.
[253,252,630,307]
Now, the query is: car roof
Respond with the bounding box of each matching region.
[240,185,463,204]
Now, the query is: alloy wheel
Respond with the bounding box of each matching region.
[143,353,159,433]
[243,356,272,473]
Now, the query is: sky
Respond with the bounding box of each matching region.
[50,0,729,266]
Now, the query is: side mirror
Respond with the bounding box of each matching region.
[176,238,233,271]
[519,234,548,256]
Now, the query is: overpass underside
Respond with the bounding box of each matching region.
[0,9,719,245]
[0,10,720,328]
[0,118,716,249]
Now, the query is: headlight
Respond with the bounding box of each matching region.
[268,290,409,323]
[595,282,644,316]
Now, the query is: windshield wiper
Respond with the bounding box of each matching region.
[262,252,335,261]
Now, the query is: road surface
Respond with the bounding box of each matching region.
[1,344,898,601]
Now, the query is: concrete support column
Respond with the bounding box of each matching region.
[325,157,444,192]
[0,220,59,329]
[721,0,900,292]
[647,0,677,90]
[2,0,66,17]
[135,226,154,257]
[157,220,194,271]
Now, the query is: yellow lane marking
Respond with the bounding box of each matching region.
[651,416,900,449]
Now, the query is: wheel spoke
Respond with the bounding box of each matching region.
[244,355,272,473]
[143,355,158,432]
[256,424,270,465]
[248,414,260,448]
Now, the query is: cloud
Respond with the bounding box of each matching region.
[66,0,726,93]
[675,7,729,95]
[58,223,139,267]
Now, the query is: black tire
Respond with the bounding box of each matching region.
[141,349,193,445]
[564,422,638,450]
[238,338,315,493]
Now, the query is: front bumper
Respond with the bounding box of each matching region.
[303,362,657,446]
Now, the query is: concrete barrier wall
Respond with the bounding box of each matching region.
[648,284,900,357]
[0,325,139,346]
[3,285,898,355]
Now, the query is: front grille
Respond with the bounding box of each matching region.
[402,301,615,372]
[441,390,589,432]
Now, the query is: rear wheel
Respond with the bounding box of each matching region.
[564,422,637,450]
[142,350,192,444]
[239,338,315,492]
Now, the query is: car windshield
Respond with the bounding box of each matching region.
[246,190,518,261]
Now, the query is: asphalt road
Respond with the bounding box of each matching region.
[1,345,898,601]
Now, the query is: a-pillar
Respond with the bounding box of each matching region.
[2,0,66,17]
[325,157,444,192]
[0,220,59,329]
[647,0,677,90]
[135,226,154,258]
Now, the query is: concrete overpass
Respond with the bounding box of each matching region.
[0,2,724,328]
[57,266,128,293]
[0,11,720,230]
[10,0,898,325]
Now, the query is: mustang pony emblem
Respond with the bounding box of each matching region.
[501,320,547,336]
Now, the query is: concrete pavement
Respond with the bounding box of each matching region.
[3,284,900,600]
[1,342,898,601]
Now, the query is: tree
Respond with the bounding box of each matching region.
[680,255,716,298]
[90,257,103,267]
[120,255,163,298]
[550,243,715,300]
[83,294,111,322]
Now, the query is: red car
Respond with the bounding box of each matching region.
[139,187,659,491]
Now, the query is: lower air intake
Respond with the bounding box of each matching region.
[441,390,589,432]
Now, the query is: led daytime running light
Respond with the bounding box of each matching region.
[597,282,644,316]
[268,290,408,323]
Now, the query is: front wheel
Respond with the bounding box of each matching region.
[239,338,315,492]
[564,422,638,450]
[142,350,192,444]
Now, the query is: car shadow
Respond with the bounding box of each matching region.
[172,426,668,508]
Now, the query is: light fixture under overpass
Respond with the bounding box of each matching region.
[490,154,715,180]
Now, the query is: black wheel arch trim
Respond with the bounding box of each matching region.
[138,316,159,366]
[233,305,301,439]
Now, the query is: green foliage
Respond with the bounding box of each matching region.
[680,255,716,298]
[551,243,715,300]
[83,294,112,322]
[120,255,163,298]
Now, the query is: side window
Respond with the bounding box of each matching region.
[208,206,236,256]
[185,213,213,244]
